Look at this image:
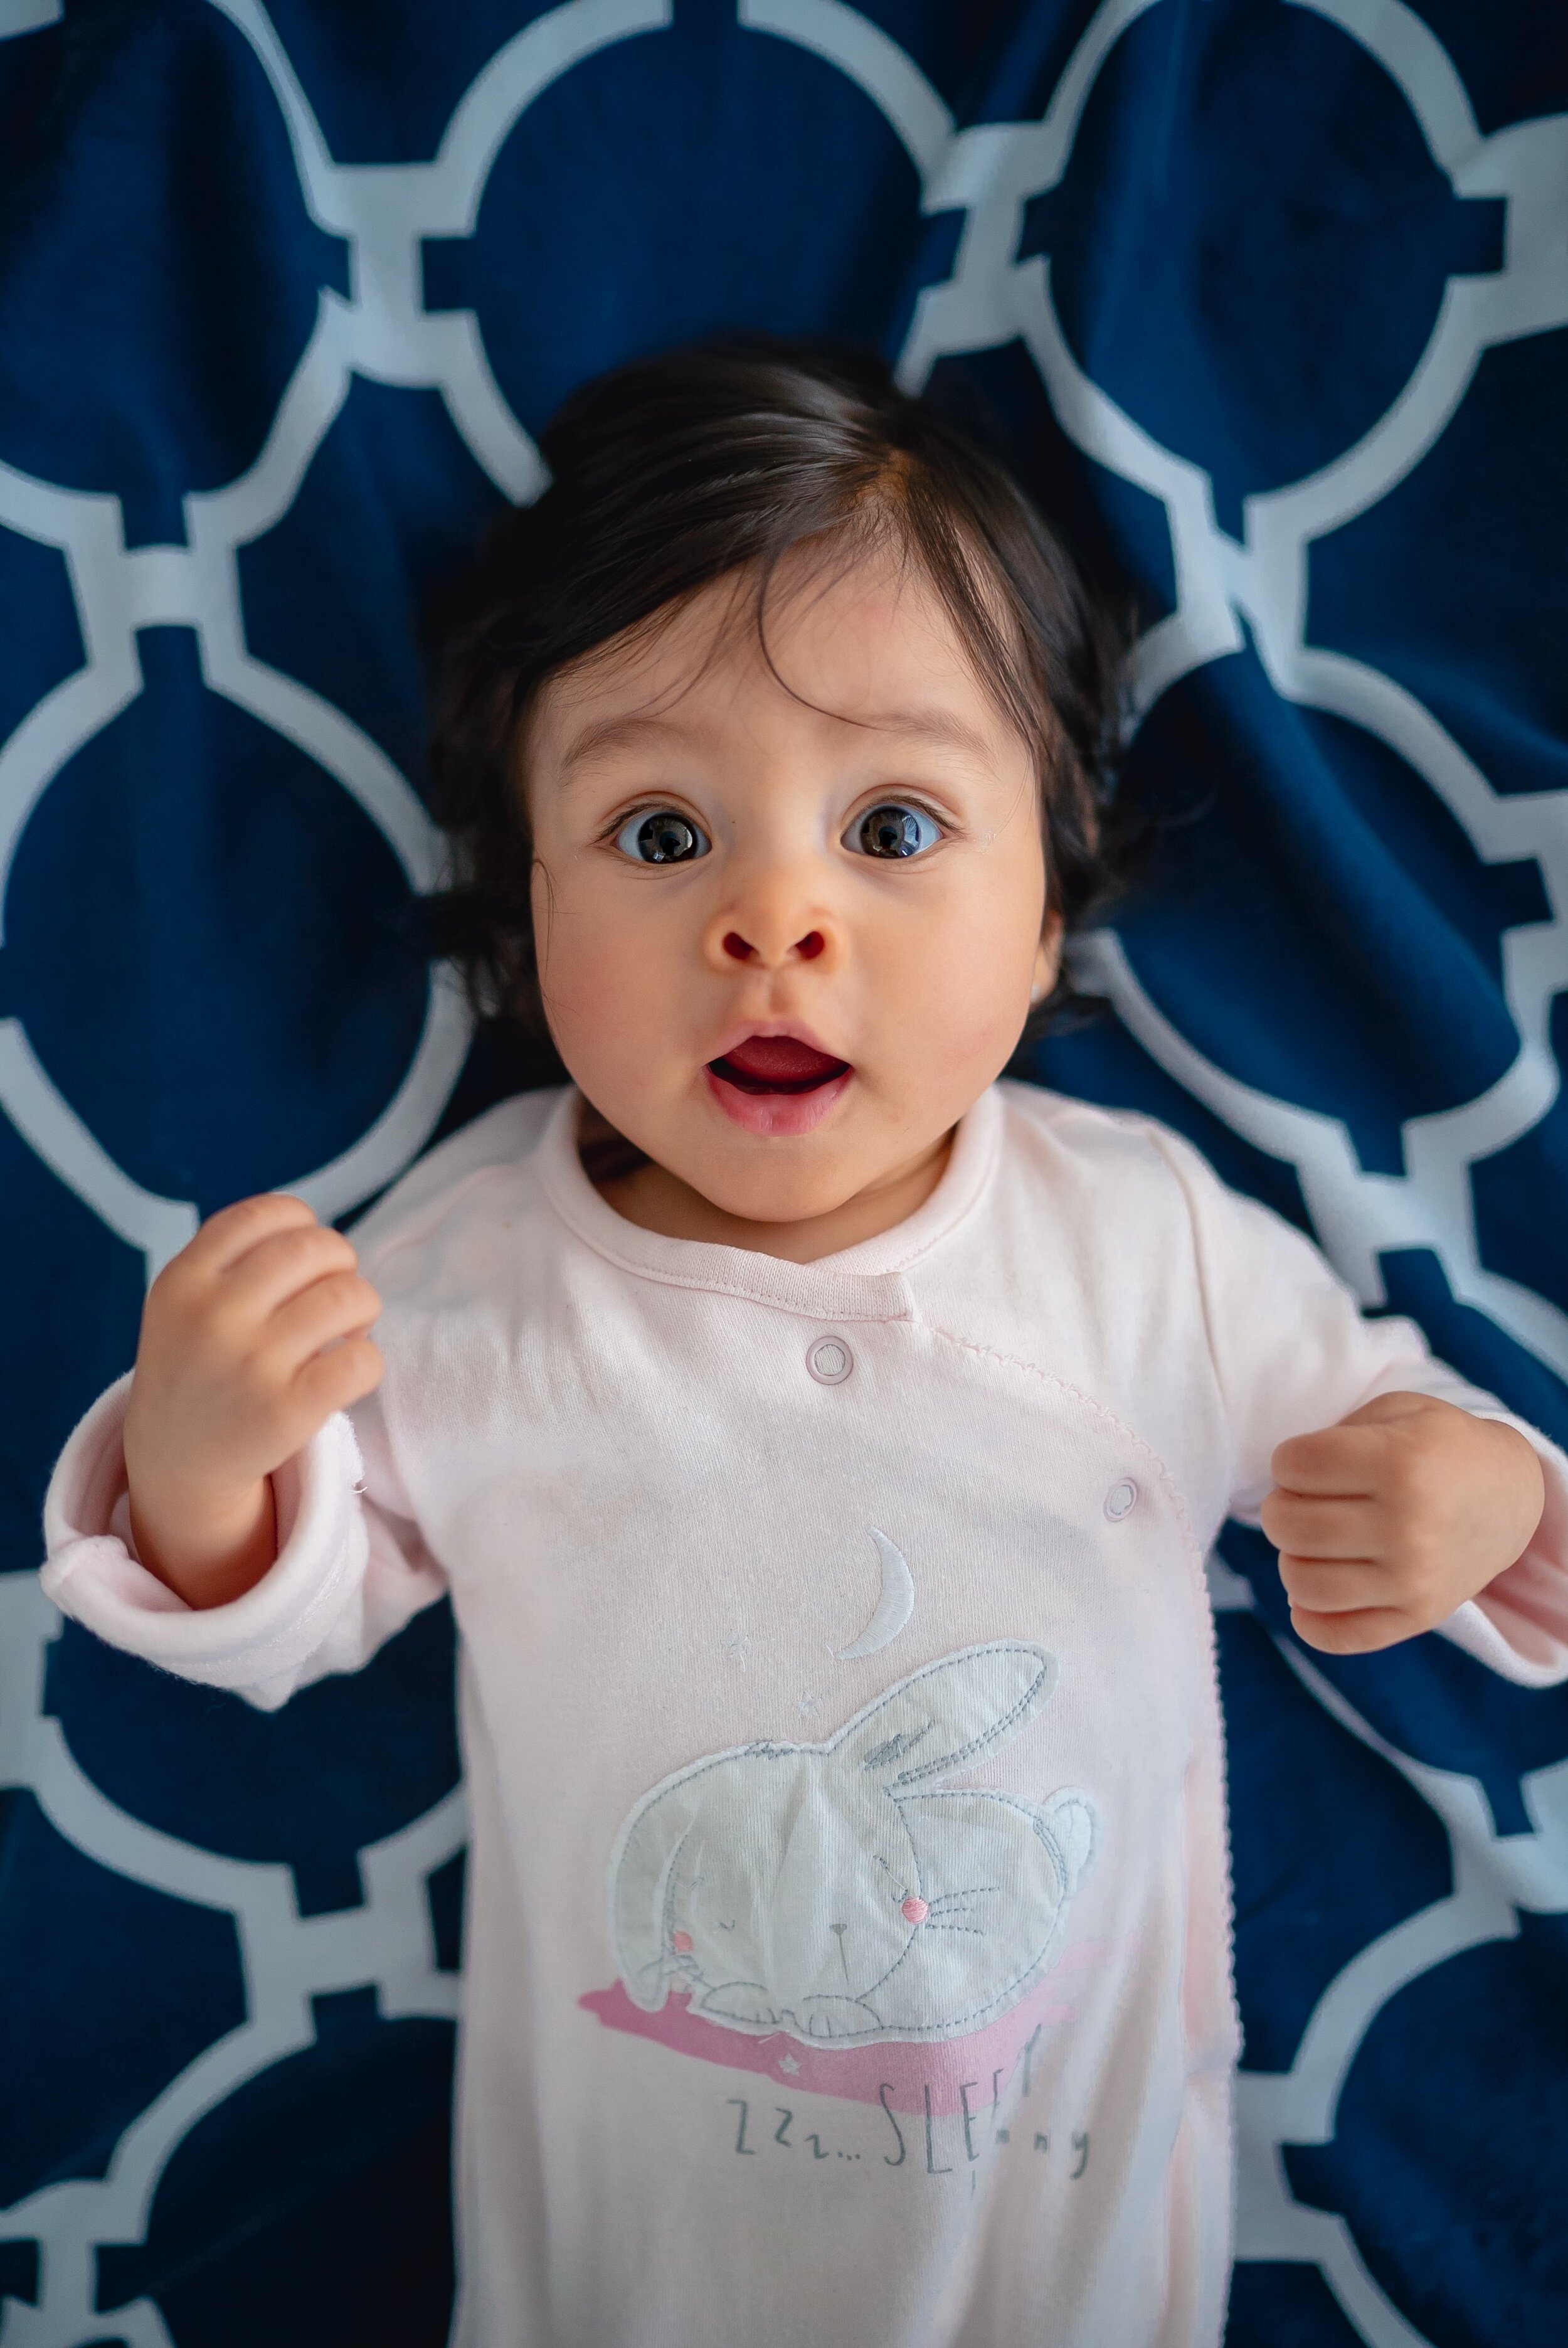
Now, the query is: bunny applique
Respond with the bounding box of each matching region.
[609,1642,1094,2048]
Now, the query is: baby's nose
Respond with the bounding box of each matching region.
[722,927,825,962]
[702,859,840,973]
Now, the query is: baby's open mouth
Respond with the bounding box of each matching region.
[707,1036,852,1095]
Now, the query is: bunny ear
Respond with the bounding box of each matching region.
[609,1775,702,2012]
[834,1643,1057,1790]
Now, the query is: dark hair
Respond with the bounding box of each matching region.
[428,342,1133,1044]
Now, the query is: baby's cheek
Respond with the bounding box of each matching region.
[539,905,696,1118]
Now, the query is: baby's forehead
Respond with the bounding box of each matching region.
[527,543,1026,773]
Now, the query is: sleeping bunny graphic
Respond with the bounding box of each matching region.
[610,1642,1094,2046]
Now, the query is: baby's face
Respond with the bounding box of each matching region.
[524,541,1054,1233]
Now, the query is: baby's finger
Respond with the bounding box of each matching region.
[181,1193,319,1278]
[1277,1554,1387,1616]
[290,1336,384,1423]
[215,1223,362,1322]
[1269,1423,1384,1495]
[1289,1604,1415,1656]
[1259,1489,1381,1559]
[258,1271,383,1372]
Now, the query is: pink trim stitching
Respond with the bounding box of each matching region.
[923,1324,1205,1572]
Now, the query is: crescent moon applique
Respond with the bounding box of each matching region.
[835,1529,916,1660]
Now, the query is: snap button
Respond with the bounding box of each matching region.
[807,1335,854,1385]
[1104,1478,1138,1522]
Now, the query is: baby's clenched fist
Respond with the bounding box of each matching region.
[1261,1390,1545,1654]
[122,1194,383,1610]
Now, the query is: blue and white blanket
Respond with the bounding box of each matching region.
[1,3,1564,2342]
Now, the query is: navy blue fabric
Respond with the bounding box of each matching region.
[1,4,1564,2344]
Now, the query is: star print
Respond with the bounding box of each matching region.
[798,1691,820,1719]
[778,2053,801,2074]
[724,1632,750,1669]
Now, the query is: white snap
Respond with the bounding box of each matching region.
[807,1336,854,1386]
[1104,1478,1138,1522]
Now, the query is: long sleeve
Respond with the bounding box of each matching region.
[1148,1125,1568,1686]
[40,1373,446,1712]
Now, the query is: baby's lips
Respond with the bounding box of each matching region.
[709,1034,851,1093]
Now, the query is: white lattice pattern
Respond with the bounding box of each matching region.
[1,4,1565,2343]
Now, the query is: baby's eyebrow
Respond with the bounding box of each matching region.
[554,711,701,778]
[556,703,995,777]
[852,707,996,762]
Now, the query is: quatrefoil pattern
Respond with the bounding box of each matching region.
[1,4,1564,2344]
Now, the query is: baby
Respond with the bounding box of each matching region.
[43,348,1568,2348]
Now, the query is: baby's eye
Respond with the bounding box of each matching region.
[615,809,710,864]
[849,803,943,860]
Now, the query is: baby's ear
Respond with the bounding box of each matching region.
[610,1780,700,2011]
[835,1644,1057,1790]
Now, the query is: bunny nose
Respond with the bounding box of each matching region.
[901,1896,930,1924]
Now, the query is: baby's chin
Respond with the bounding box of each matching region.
[578,1063,959,1246]
[660,1124,926,1231]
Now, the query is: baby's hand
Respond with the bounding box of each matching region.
[1261,1391,1546,1654]
[122,1195,383,1608]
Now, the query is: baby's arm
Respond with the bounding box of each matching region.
[123,1193,384,1607]
[1147,1124,1568,1675]
[43,1195,446,1710]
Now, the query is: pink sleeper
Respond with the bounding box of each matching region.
[41,1082,1568,2348]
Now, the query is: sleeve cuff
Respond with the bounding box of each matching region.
[41,1374,369,1708]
